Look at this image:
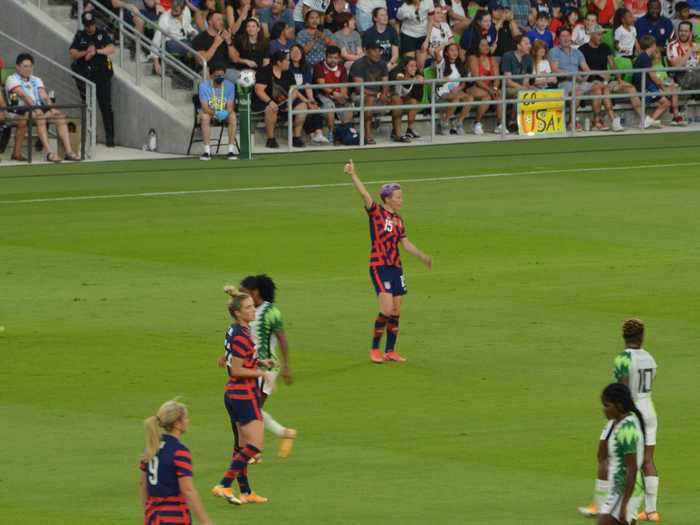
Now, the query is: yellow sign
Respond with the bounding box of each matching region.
[517,89,565,136]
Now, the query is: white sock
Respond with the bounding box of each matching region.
[594,479,611,509]
[203,144,210,154]
[262,410,286,437]
[644,476,659,513]
[228,143,235,153]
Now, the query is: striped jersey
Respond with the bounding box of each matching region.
[139,434,193,498]
[224,323,260,400]
[606,414,644,496]
[366,202,406,268]
[613,347,657,402]
[250,301,284,368]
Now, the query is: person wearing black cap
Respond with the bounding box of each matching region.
[70,11,116,147]
[349,40,389,145]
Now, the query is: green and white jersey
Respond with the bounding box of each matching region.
[250,301,284,368]
[607,414,644,497]
[613,347,657,402]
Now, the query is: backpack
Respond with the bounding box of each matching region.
[335,123,360,145]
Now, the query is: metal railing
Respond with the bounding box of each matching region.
[285,65,700,148]
[0,29,97,159]
[78,0,207,99]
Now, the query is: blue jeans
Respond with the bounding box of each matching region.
[165,39,190,57]
[356,7,373,32]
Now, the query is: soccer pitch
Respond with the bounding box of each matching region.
[1,133,699,524]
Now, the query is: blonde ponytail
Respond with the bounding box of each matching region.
[141,400,188,462]
[224,284,250,319]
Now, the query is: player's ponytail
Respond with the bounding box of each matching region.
[142,400,188,462]
[224,285,250,320]
[602,383,646,442]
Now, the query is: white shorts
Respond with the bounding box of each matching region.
[260,370,279,396]
[637,399,658,446]
[600,494,643,523]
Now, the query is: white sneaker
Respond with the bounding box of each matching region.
[493,124,510,135]
[612,117,625,132]
[643,116,662,129]
[311,132,330,145]
[473,122,484,135]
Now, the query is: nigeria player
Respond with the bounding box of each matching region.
[598,383,646,525]
[239,274,297,459]
[344,160,432,364]
[614,319,659,523]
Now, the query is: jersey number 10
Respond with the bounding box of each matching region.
[637,368,654,393]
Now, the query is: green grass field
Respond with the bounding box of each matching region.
[2,133,700,524]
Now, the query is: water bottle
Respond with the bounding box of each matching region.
[584,118,591,131]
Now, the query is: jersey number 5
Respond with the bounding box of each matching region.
[147,457,159,485]
[637,368,654,393]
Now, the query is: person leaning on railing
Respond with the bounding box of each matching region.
[5,53,81,162]
[69,11,116,147]
[253,51,308,148]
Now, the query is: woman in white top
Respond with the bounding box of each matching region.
[428,7,453,56]
[614,8,639,58]
[397,0,437,69]
[435,42,474,135]
[531,39,557,87]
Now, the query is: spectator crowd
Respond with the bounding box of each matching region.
[4,0,700,161]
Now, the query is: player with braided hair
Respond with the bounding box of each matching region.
[598,383,646,525]
[579,319,660,521]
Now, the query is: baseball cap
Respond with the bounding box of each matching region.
[82,11,96,25]
[365,40,382,50]
[489,2,505,11]
[675,1,690,11]
[587,24,604,34]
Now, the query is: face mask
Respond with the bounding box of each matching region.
[214,75,225,84]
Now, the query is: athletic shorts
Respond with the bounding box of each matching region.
[145,497,191,525]
[400,33,426,54]
[644,82,662,106]
[600,493,643,524]
[224,393,262,426]
[637,398,658,446]
[370,265,407,296]
[259,370,279,396]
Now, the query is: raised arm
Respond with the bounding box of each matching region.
[400,237,432,268]
[343,159,374,209]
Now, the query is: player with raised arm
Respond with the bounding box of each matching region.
[614,319,660,523]
[344,159,432,364]
[598,383,646,525]
[212,286,274,505]
[139,400,213,525]
[239,274,297,459]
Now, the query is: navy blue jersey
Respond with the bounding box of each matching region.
[140,434,193,498]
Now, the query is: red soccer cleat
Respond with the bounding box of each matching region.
[370,349,384,364]
[384,351,407,362]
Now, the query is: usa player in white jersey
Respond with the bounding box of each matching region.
[613,319,659,523]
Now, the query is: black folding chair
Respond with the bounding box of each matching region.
[186,93,226,156]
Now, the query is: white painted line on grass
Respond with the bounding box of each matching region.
[2,161,699,205]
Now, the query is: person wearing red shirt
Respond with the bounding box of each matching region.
[313,45,352,137]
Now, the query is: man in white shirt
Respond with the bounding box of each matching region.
[666,20,700,90]
[152,0,198,74]
[5,53,80,162]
